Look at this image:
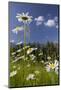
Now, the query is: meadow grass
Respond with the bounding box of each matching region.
[9,57,59,87]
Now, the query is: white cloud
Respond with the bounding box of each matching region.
[12,26,24,34]
[10,40,14,43]
[54,16,58,22]
[36,21,43,26]
[44,16,58,29]
[44,19,55,27]
[35,16,44,22]
[35,15,58,29]
[35,16,44,25]
[56,24,58,29]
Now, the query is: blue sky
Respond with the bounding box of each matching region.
[9,2,59,44]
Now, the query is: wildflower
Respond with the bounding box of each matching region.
[11,52,16,56]
[10,70,17,77]
[16,12,32,23]
[54,59,58,67]
[30,54,36,60]
[16,49,22,53]
[45,60,59,74]
[12,56,24,63]
[54,60,59,74]
[13,65,16,69]
[55,66,58,74]
[26,74,35,81]
[34,70,40,74]
[12,26,24,34]
[10,40,14,43]
[49,63,55,69]
[47,56,51,60]
[41,60,44,63]
[17,67,20,70]
[27,48,33,54]
[27,48,37,55]
[46,63,55,72]
[27,64,30,67]
[45,65,50,72]
[39,52,43,56]
[33,60,36,63]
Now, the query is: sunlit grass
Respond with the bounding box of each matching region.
[9,56,59,87]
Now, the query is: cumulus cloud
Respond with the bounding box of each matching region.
[44,16,58,29]
[10,40,14,43]
[56,24,58,29]
[54,16,58,22]
[35,15,58,29]
[44,19,55,27]
[35,16,44,25]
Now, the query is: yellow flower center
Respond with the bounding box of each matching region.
[49,63,55,69]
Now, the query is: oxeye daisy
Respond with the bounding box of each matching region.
[49,63,55,69]
[27,48,33,54]
[16,12,32,23]
[34,70,40,75]
[26,74,35,81]
[45,60,59,74]
[10,70,17,77]
[11,52,16,56]
[47,56,51,60]
[27,48,37,55]
[12,26,24,34]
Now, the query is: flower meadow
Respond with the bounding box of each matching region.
[9,41,59,87]
[9,3,59,87]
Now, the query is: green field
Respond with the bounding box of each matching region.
[9,42,59,87]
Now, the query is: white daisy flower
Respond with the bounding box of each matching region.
[26,74,35,81]
[39,52,43,56]
[12,56,24,63]
[27,64,30,67]
[49,63,55,69]
[11,52,16,56]
[34,70,40,74]
[16,49,22,53]
[45,65,50,72]
[46,60,59,73]
[17,67,20,70]
[10,40,14,43]
[27,48,37,55]
[27,48,33,54]
[54,59,58,67]
[10,70,17,77]
[16,12,32,24]
[30,54,36,60]
[13,65,16,69]
[12,26,24,34]
[33,60,36,63]
[47,56,51,60]
[41,60,44,63]
[55,66,58,74]
[32,48,37,50]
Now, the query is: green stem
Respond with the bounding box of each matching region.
[23,23,26,86]
[24,23,26,61]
